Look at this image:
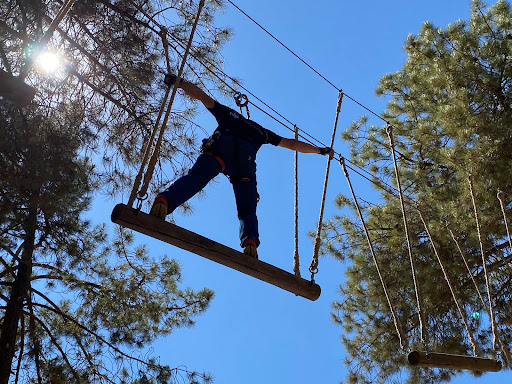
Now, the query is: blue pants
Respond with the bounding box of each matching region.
[159,135,260,247]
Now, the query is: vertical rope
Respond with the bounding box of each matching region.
[386,125,429,347]
[449,228,511,365]
[311,90,343,276]
[293,125,301,277]
[340,158,408,350]
[134,0,206,204]
[418,211,479,356]
[468,175,498,352]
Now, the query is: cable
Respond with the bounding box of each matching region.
[226,0,390,125]
[138,6,404,199]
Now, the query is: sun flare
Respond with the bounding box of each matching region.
[35,51,62,74]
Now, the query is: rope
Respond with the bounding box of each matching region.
[497,190,512,253]
[418,211,480,356]
[128,28,174,206]
[340,157,408,350]
[386,125,429,347]
[311,90,343,279]
[293,125,301,277]
[140,11,407,203]
[128,85,171,206]
[468,175,498,352]
[161,28,172,74]
[449,228,511,365]
[130,0,206,206]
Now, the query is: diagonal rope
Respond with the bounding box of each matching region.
[340,157,408,350]
[417,211,479,356]
[448,228,511,365]
[467,175,498,352]
[497,190,512,254]
[293,125,301,277]
[386,125,428,347]
[129,0,206,206]
[311,90,344,278]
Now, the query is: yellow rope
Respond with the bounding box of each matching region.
[129,0,206,206]
[386,125,429,348]
[311,90,343,277]
[468,175,498,352]
[340,158,408,350]
[293,125,300,277]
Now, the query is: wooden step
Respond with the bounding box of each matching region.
[111,203,321,301]
[408,350,502,372]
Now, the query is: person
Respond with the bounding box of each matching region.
[150,75,334,258]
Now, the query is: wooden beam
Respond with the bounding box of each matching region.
[408,350,502,372]
[0,69,36,107]
[111,204,321,301]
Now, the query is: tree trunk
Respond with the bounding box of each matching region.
[0,206,37,384]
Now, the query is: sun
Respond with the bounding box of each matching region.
[34,51,63,74]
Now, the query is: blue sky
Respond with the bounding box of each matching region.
[98,0,511,383]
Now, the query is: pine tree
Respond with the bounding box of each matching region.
[1,0,231,382]
[322,1,512,382]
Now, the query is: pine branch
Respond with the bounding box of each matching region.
[23,308,81,383]
[30,288,159,367]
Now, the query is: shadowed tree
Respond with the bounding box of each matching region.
[321,1,512,382]
[1,0,233,382]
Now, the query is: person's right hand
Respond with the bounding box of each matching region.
[319,146,335,159]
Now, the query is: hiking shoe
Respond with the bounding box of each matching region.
[243,245,258,258]
[243,239,258,258]
[150,195,168,218]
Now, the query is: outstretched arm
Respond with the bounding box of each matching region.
[164,74,215,109]
[278,137,334,158]
[178,80,215,109]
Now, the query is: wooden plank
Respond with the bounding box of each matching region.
[408,350,502,372]
[111,203,321,301]
[0,69,37,107]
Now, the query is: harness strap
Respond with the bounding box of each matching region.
[203,151,226,172]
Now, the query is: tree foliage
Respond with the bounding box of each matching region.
[1,0,232,382]
[323,1,512,382]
